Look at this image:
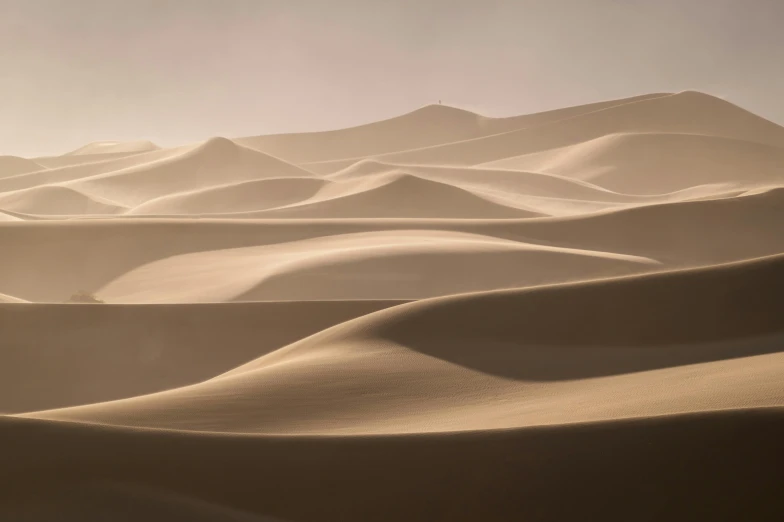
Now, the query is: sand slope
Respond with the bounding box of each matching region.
[236,93,668,163]
[66,140,161,156]
[128,177,329,215]
[483,132,784,194]
[24,253,784,434]
[0,185,127,215]
[1,187,782,302]
[0,292,27,303]
[0,146,188,193]
[0,155,43,178]
[96,231,656,303]
[1,91,783,521]
[304,91,784,173]
[69,137,314,207]
[0,300,403,413]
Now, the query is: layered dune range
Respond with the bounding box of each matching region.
[1,91,783,521]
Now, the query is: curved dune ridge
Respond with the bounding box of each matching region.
[0,185,127,215]
[0,291,27,303]
[95,231,657,303]
[65,139,161,156]
[483,132,784,194]
[26,253,784,433]
[128,177,329,215]
[1,92,783,521]
[0,155,43,178]
[235,93,668,163]
[302,90,784,173]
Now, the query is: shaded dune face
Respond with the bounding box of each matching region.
[1,91,783,521]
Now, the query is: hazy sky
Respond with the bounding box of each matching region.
[2,0,783,157]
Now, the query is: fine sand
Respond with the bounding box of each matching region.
[1,91,782,521]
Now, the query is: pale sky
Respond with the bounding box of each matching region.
[2,0,783,157]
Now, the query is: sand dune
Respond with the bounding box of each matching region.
[0,138,310,212]
[236,93,667,163]
[96,231,656,303]
[327,160,744,215]
[0,184,127,215]
[23,254,784,434]
[0,146,188,193]
[0,210,22,222]
[259,173,543,219]
[483,132,784,194]
[0,300,403,413]
[2,91,783,520]
[1,410,781,521]
[305,91,784,174]
[34,150,164,169]
[1,185,781,302]
[0,155,43,178]
[66,139,161,156]
[69,137,313,207]
[330,160,633,202]
[128,177,328,215]
[0,291,27,303]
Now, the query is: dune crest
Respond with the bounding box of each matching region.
[65,140,161,156]
[0,155,43,178]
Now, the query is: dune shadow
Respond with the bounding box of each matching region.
[373,254,784,381]
[388,333,784,381]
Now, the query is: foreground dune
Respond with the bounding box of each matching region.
[1,91,783,520]
[4,410,781,521]
[483,132,784,194]
[0,300,404,413]
[23,253,784,434]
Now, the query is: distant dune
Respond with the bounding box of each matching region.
[0,185,127,215]
[0,155,43,178]
[65,139,161,156]
[483,132,784,194]
[128,177,329,215]
[1,92,782,521]
[0,291,27,303]
[303,91,784,173]
[95,230,656,303]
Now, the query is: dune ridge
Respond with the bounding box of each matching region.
[0,155,43,178]
[95,230,657,303]
[65,139,161,156]
[1,91,783,521]
[23,252,782,434]
[304,91,784,173]
[235,93,669,163]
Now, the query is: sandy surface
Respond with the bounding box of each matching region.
[1,91,782,521]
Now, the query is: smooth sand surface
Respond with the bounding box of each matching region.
[65,139,161,156]
[0,155,43,178]
[1,91,783,521]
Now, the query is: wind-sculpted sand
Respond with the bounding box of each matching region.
[1,92,782,521]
